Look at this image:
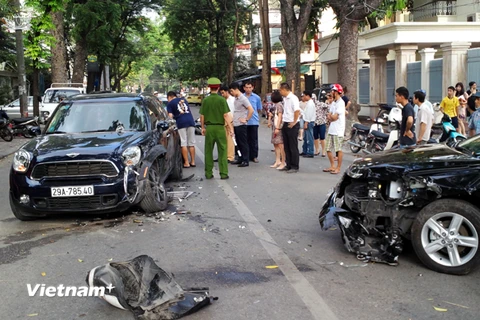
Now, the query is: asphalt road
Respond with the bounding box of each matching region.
[0,106,478,320]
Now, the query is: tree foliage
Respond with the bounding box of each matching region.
[162,0,250,83]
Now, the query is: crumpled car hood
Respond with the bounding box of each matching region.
[355,144,480,173]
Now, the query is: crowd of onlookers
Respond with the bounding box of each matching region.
[162,79,480,180]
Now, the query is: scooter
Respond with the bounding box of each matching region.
[348,123,370,153]
[363,105,403,153]
[438,113,466,147]
[0,110,13,141]
[348,103,395,153]
[194,117,202,135]
[9,116,40,138]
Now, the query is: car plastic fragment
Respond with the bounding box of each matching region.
[86,255,214,320]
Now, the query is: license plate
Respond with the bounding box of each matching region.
[51,186,94,197]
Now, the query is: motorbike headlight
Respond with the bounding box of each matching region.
[122,146,141,166]
[13,150,31,172]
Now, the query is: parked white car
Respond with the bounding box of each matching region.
[40,84,86,120]
[0,96,35,118]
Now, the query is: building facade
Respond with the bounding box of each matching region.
[318,0,480,117]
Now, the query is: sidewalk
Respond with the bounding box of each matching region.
[0,137,29,160]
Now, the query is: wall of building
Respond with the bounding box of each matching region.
[456,0,480,21]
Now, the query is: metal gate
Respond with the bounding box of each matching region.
[358,68,370,104]
[386,61,396,104]
[429,59,443,103]
[407,62,421,96]
[467,48,480,87]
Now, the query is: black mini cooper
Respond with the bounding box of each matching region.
[9,93,183,220]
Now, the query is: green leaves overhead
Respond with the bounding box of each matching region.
[162,0,250,82]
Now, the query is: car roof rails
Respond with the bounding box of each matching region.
[50,83,85,88]
[89,90,115,94]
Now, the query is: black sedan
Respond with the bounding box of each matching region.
[9,93,183,220]
[320,140,480,275]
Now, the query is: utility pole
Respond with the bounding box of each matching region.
[13,0,28,118]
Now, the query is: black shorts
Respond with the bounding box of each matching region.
[313,124,326,140]
[451,116,458,129]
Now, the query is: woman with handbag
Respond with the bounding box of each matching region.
[267,91,286,169]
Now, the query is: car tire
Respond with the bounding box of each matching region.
[139,158,168,213]
[0,127,13,142]
[170,148,183,181]
[411,199,480,275]
[9,193,36,221]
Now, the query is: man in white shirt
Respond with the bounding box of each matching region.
[413,90,434,145]
[324,84,346,175]
[301,91,316,158]
[279,82,301,173]
[220,86,236,163]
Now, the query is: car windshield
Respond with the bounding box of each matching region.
[43,89,81,103]
[457,135,480,154]
[45,101,147,133]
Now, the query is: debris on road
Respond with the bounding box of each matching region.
[265,266,278,269]
[41,272,46,277]
[86,255,214,320]
[433,306,448,312]
[167,191,194,200]
[442,301,469,309]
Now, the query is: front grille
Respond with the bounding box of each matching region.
[33,194,118,209]
[32,161,118,179]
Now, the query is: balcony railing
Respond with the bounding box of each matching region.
[410,0,456,21]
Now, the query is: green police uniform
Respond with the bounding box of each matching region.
[200,80,230,179]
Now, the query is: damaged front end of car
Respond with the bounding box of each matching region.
[319,154,473,266]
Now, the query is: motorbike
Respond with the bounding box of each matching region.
[9,116,40,138]
[348,123,370,153]
[0,110,13,141]
[363,105,402,153]
[348,103,395,153]
[438,113,466,147]
[195,117,202,135]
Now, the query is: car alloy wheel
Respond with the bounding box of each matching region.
[412,199,480,275]
[421,212,478,268]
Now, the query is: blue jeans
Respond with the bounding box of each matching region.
[302,122,315,155]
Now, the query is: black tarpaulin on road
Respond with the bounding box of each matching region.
[86,255,213,320]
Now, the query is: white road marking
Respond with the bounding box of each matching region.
[196,148,338,320]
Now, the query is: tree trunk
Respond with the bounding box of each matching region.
[72,37,88,84]
[50,11,68,84]
[259,0,271,99]
[338,18,360,131]
[32,67,40,117]
[278,0,314,97]
[328,0,384,137]
[226,1,240,84]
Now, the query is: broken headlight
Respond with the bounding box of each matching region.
[122,146,141,166]
[13,149,31,173]
[346,164,364,179]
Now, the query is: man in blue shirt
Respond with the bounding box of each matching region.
[468,92,480,137]
[166,91,196,168]
[243,81,262,163]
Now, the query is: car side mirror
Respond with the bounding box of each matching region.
[156,120,169,132]
[29,126,41,137]
[37,96,42,102]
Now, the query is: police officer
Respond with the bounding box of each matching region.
[199,77,234,179]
